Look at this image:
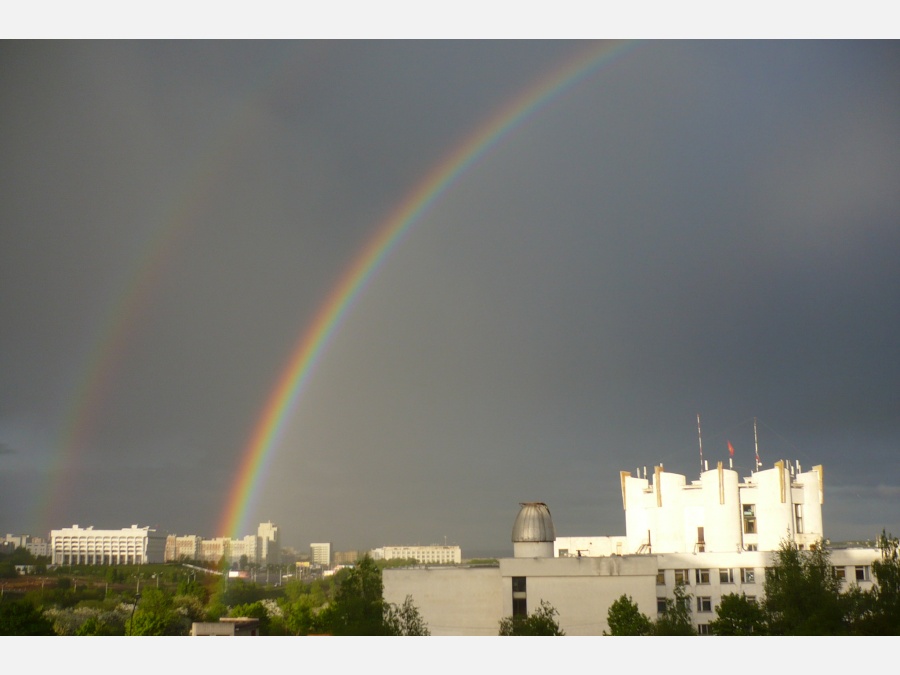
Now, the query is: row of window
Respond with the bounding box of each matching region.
[659,568,757,585]
[659,565,870,586]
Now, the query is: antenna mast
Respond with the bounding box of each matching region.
[697,413,704,476]
[753,417,760,472]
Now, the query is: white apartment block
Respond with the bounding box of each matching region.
[199,535,260,565]
[51,525,167,565]
[371,545,462,565]
[2,534,51,558]
[165,534,202,561]
[310,543,331,567]
[257,522,281,565]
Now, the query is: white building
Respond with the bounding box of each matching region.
[311,542,331,568]
[165,534,202,561]
[51,524,167,565]
[2,533,51,558]
[257,522,281,565]
[371,544,462,565]
[199,535,260,565]
[384,462,881,635]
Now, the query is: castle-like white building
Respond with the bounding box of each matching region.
[384,461,880,635]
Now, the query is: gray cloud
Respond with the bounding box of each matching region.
[1,41,898,552]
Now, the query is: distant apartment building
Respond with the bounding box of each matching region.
[199,535,259,565]
[257,522,281,565]
[333,550,359,566]
[372,544,462,565]
[165,534,202,561]
[310,542,331,567]
[163,523,281,566]
[2,534,51,558]
[50,525,167,565]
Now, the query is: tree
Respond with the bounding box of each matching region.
[862,530,900,635]
[0,599,56,635]
[126,588,185,636]
[654,582,695,635]
[229,601,271,635]
[498,600,565,636]
[76,615,119,636]
[604,594,653,635]
[383,595,431,636]
[319,554,386,635]
[763,539,846,635]
[709,593,768,635]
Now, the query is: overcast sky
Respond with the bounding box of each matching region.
[1,41,898,555]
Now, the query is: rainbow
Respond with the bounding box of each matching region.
[219,41,635,538]
[36,50,299,532]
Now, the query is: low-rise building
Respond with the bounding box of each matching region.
[371,544,462,565]
[50,524,167,565]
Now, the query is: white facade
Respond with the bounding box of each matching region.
[652,547,878,634]
[199,535,260,565]
[371,545,462,565]
[165,534,202,561]
[257,522,281,565]
[51,524,167,565]
[311,542,331,567]
[385,555,659,636]
[621,461,824,554]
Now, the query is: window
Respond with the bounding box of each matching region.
[697,527,705,553]
[741,568,756,584]
[656,598,667,615]
[855,566,870,582]
[696,596,712,612]
[719,568,734,584]
[794,503,804,534]
[833,566,846,581]
[512,576,527,617]
[674,569,690,585]
[558,549,569,557]
[746,596,757,605]
[656,572,666,585]
[697,623,711,635]
[743,504,756,534]
[695,568,710,584]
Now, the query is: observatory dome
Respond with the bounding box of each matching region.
[511,502,556,543]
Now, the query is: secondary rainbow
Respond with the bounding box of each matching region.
[219,41,634,538]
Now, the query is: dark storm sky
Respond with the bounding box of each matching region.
[1,41,898,554]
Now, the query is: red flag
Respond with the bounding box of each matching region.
[728,441,735,457]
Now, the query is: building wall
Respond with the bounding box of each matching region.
[373,545,462,565]
[621,462,824,554]
[311,543,331,567]
[257,522,281,565]
[654,547,878,633]
[51,525,166,565]
[554,536,627,557]
[165,535,202,562]
[384,566,503,636]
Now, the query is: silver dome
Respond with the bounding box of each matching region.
[511,502,556,542]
